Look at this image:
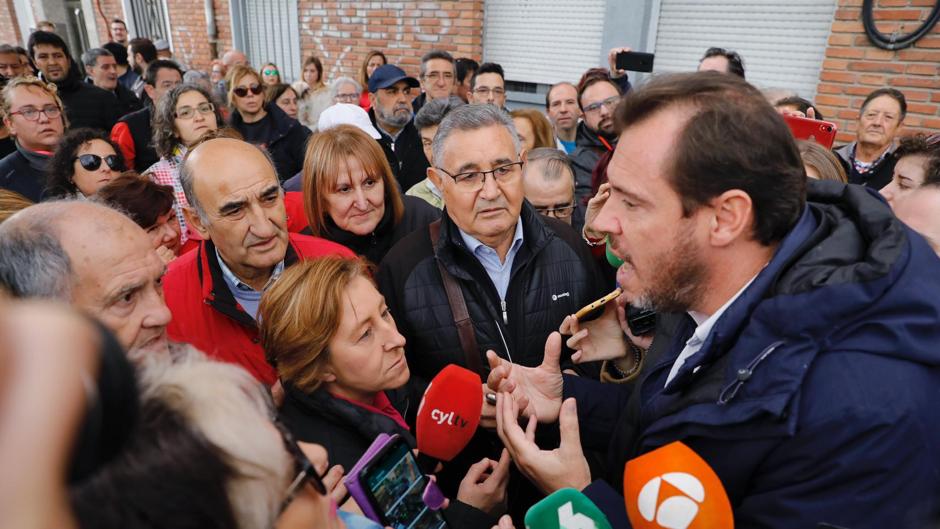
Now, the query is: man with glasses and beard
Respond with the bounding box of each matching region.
[367,64,429,191]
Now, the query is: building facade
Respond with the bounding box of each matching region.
[1,0,936,142]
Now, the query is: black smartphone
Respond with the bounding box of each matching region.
[626,305,657,336]
[360,438,448,529]
[616,51,655,73]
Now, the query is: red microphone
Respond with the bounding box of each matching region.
[415,364,482,472]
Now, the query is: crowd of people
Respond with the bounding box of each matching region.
[1,17,939,529]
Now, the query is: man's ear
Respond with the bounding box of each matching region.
[2,116,14,137]
[84,64,94,77]
[368,92,377,107]
[427,166,443,190]
[708,190,753,248]
[182,206,210,239]
[143,84,156,102]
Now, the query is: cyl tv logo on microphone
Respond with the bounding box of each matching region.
[624,442,733,529]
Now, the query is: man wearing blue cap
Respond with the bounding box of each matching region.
[368,64,429,191]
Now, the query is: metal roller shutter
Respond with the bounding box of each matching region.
[231,0,301,83]
[652,0,837,99]
[483,0,607,85]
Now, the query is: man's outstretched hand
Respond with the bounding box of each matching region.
[495,394,591,495]
[485,332,565,423]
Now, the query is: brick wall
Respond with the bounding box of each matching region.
[817,0,940,143]
[164,0,232,70]
[297,0,484,82]
[0,0,22,45]
[90,0,124,44]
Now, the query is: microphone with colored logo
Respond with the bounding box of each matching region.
[414,364,483,473]
[524,488,614,529]
[623,441,734,529]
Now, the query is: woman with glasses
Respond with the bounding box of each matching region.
[261,257,511,527]
[228,64,311,181]
[260,62,282,85]
[146,83,223,245]
[45,128,124,199]
[329,76,363,106]
[296,125,439,265]
[0,76,67,202]
[265,83,301,120]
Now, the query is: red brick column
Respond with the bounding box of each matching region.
[817,0,940,143]
[0,0,23,45]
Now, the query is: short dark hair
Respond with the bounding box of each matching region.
[27,30,69,58]
[46,128,126,198]
[700,47,746,79]
[576,68,621,109]
[102,41,128,65]
[470,62,504,89]
[860,87,907,121]
[95,172,176,229]
[144,59,183,86]
[775,96,825,121]
[616,72,805,245]
[455,58,478,84]
[110,18,126,27]
[81,47,113,68]
[71,397,239,529]
[895,134,940,188]
[264,82,296,106]
[128,37,157,64]
[420,50,455,78]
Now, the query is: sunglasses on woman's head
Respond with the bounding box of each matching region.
[233,84,263,97]
[75,154,123,172]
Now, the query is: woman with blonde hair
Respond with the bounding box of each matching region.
[797,139,848,184]
[510,108,556,152]
[260,258,511,526]
[297,124,439,264]
[227,64,310,181]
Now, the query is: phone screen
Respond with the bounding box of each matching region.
[362,441,448,529]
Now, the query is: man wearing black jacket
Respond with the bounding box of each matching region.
[368,64,429,192]
[569,70,621,208]
[82,47,141,119]
[27,31,117,133]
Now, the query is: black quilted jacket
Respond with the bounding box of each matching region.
[376,201,606,393]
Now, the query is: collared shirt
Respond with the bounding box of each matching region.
[215,248,285,321]
[458,217,524,301]
[376,122,404,145]
[850,142,894,175]
[665,273,759,387]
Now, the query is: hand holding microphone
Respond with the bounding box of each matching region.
[415,364,483,473]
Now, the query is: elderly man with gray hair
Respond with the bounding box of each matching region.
[0,200,172,360]
[376,103,605,514]
[160,136,354,385]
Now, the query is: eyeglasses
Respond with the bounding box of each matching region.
[274,418,327,514]
[583,96,620,114]
[233,83,263,97]
[174,101,215,120]
[473,86,505,96]
[534,204,575,219]
[335,93,359,103]
[263,68,279,76]
[75,154,123,172]
[425,71,454,82]
[436,161,523,192]
[9,104,61,121]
